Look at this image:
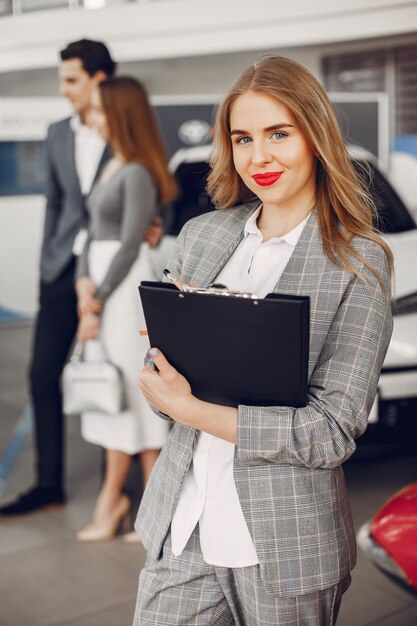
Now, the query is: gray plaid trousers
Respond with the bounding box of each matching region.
[133,526,351,625]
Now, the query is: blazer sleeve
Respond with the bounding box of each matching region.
[145,222,189,421]
[236,241,393,470]
[41,126,62,254]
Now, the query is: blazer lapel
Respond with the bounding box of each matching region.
[272,210,334,376]
[273,210,325,295]
[197,201,260,288]
[65,121,82,197]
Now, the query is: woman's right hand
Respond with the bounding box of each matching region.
[145,216,164,248]
[172,281,196,291]
[76,277,102,317]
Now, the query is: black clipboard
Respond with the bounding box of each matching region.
[139,281,309,408]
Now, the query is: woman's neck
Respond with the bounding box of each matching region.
[99,157,125,185]
[110,142,126,163]
[257,201,315,242]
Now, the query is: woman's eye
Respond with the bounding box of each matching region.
[271,132,287,140]
[236,136,251,145]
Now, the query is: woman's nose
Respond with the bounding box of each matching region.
[251,140,272,165]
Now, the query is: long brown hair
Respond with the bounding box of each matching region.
[99,76,176,204]
[207,57,393,291]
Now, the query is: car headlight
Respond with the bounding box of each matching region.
[393,292,417,316]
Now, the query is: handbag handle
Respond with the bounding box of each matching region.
[70,340,112,364]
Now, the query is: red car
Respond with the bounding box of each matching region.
[358,483,417,591]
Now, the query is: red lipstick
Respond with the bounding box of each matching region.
[251,172,283,187]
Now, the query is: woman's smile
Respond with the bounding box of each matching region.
[251,172,283,186]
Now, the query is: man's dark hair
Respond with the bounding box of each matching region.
[60,39,116,78]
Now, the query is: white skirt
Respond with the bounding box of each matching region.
[81,240,169,454]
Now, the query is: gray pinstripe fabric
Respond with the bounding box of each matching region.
[134,202,393,597]
[133,527,351,625]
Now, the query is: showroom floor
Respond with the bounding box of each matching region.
[1,323,417,626]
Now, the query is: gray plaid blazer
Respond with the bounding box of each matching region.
[135,201,393,597]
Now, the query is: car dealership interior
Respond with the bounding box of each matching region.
[1,2,417,625]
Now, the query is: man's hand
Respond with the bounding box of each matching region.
[145,216,164,249]
[77,313,101,343]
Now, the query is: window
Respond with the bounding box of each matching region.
[0,141,45,196]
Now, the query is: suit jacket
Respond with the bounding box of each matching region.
[40,117,110,283]
[135,201,393,596]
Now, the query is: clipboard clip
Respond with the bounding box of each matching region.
[182,283,259,300]
[162,269,258,300]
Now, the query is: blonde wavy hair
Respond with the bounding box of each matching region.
[207,57,393,291]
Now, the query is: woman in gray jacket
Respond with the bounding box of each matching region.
[134,57,393,625]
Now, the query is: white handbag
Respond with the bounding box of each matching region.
[63,341,124,416]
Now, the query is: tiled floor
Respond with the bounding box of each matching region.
[1,323,417,625]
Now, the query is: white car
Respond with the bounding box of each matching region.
[354,150,417,447]
[152,144,417,445]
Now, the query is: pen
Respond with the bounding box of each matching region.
[140,268,177,337]
[163,269,199,293]
[163,268,177,283]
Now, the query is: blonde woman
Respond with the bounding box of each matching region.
[133,57,393,625]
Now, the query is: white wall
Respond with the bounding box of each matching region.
[0,47,323,99]
[2,33,417,100]
[0,0,416,74]
[0,196,44,316]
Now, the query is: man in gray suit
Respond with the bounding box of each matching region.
[0,39,116,515]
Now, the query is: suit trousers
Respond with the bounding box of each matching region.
[133,526,351,626]
[29,258,78,488]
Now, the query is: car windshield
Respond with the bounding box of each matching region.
[169,161,215,236]
[352,160,416,234]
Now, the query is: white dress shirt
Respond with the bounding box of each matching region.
[171,206,309,567]
[70,115,106,196]
[70,115,106,255]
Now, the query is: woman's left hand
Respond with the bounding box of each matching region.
[139,348,193,421]
[140,348,238,443]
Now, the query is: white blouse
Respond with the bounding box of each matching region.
[171,206,309,567]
